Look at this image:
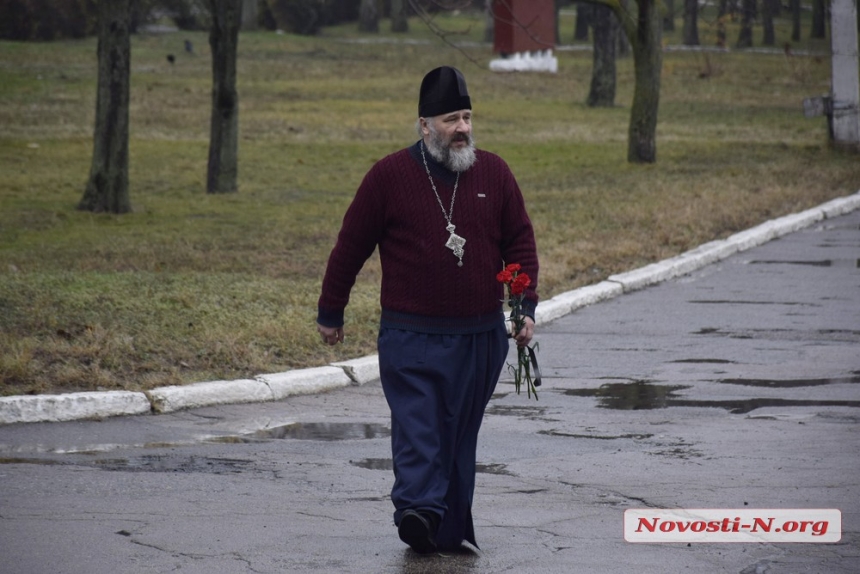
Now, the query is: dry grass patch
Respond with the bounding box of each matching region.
[1,18,857,396]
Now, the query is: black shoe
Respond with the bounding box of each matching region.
[398,509,438,554]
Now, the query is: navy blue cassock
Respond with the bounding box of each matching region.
[378,321,509,550]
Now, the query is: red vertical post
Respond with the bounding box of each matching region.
[492,0,557,55]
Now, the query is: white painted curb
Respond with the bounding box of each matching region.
[256,366,352,400]
[606,191,859,293]
[147,379,273,414]
[331,355,380,385]
[535,281,623,324]
[2,191,858,424]
[0,391,151,424]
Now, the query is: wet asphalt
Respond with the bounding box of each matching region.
[0,210,858,574]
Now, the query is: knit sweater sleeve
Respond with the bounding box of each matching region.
[498,158,540,320]
[316,165,386,328]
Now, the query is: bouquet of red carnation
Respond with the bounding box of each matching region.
[496,263,540,399]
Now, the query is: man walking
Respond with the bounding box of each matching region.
[317,66,539,554]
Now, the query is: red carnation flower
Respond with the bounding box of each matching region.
[494,263,539,399]
[510,272,530,295]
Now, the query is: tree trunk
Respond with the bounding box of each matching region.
[683,0,699,45]
[359,0,379,33]
[242,0,258,30]
[574,3,591,40]
[770,0,781,16]
[616,0,631,57]
[811,0,826,39]
[623,0,662,163]
[207,0,242,194]
[736,0,755,48]
[790,0,801,41]
[762,0,775,45]
[391,0,408,33]
[717,0,728,47]
[663,0,675,32]
[79,0,131,214]
[587,3,616,107]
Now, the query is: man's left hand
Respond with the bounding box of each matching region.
[514,316,535,348]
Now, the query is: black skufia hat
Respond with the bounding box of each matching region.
[418,66,471,118]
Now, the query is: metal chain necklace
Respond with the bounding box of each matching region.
[420,141,466,267]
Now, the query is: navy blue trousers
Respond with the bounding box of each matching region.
[377,322,508,550]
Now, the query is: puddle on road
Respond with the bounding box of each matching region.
[565,381,860,414]
[688,300,816,307]
[692,327,860,342]
[671,358,735,364]
[352,458,393,471]
[0,454,256,474]
[749,259,860,268]
[0,457,64,465]
[251,422,390,441]
[88,455,255,474]
[715,375,860,388]
[538,430,654,440]
[476,463,511,475]
[350,458,511,475]
[566,381,688,410]
[2,423,390,463]
[485,404,547,418]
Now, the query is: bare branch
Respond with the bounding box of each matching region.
[577,0,639,44]
[407,0,484,67]
[421,0,474,9]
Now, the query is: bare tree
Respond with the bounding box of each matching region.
[790,0,801,42]
[207,0,242,194]
[683,0,699,45]
[242,0,258,30]
[616,0,630,56]
[417,0,662,163]
[391,0,409,32]
[590,0,663,162]
[79,0,131,213]
[575,2,592,40]
[663,0,675,32]
[716,0,729,47]
[736,0,755,48]
[360,0,380,32]
[587,4,617,107]
[762,0,775,45]
[810,0,826,39]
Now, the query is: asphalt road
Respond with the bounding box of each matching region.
[1,210,858,574]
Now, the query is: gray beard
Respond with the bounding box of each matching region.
[426,129,477,173]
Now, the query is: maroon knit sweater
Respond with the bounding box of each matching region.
[317,141,538,334]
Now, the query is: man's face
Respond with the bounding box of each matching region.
[422,110,472,150]
[421,109,476,172]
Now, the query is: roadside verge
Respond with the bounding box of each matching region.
[2,191,858,425]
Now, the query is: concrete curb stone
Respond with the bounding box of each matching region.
[331,355,381,385]
[256,366,352,401]
[0,391,151,424]
[147,379,274,414]
[535,281,624,324]
[1,191,858,425]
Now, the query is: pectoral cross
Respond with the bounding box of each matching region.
[444,224,466,267]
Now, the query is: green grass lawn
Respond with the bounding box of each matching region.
[1,10,858,396]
